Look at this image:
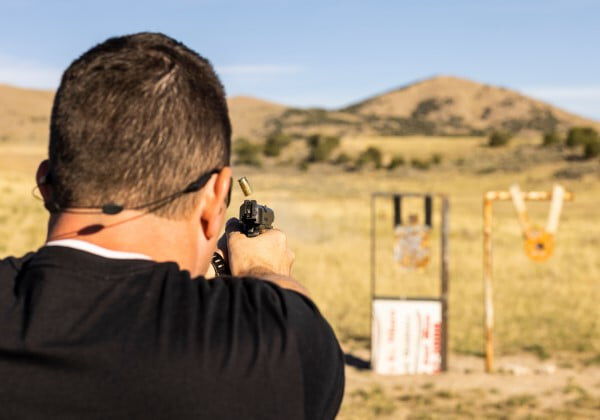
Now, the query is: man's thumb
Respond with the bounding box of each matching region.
[225,218,243,235]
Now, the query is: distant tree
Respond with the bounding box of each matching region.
[387,154,406,170]
[488,131,512,147]
[584,138,600,159]
[542,131,561,147]
[233,137,262,167]
[306,134,340,162]
[263,133,291,157]
[566,127,598,148]
[356,146,383,169]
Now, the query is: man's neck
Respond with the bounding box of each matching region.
[46,211,210,276]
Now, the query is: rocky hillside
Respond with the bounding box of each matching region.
[243,76,600,139]
[342,76,599,136]
[2,76,599,143]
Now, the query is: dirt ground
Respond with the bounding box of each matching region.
[338,348,600,419]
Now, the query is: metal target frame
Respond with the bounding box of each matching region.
[482,186,574,373]
[370,192,450,373]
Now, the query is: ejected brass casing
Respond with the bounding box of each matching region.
[238,177,252,196]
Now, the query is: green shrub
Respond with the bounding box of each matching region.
[356,146,383,169]
[542,131,561,147]
[233,137,262,167]
[523,344,550,360]
[431,153,443,165]
[387,155,406,170]
[306,135,340,162]
[297,160,309,171]
[454,158,466,167]
[566,127,598,148]
[553,165,594,179]
[584,138,600,159]
[411,158,430,170]
[263,133,291,157]
[333,152,352,165]
[488,131,512,147]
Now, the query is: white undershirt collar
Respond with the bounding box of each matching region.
[45,239,152,261]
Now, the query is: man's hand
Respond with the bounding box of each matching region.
[225,218,308,297]
[227,218,294,276]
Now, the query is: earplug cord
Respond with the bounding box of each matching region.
[34,168,231,215]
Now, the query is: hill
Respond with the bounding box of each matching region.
[0,84,54,143]
[2,76,599,143]
[262,76,600,139]
[0,86,287,143]
[227,96,287,140]
[343,76,599,136]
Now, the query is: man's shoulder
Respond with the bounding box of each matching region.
[191,274,312,324]
[189,275,342,358]
[203,275,322,324]
[0,252,35,276]
[0,252,36,311]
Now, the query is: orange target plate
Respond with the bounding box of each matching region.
[524,230,554,262]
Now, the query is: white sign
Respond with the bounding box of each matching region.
[372,299,442,375]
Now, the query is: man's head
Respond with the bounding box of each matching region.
[47,32,231,219]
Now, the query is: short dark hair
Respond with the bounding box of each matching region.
[49,32,231,219]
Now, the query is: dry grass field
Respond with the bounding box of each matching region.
[1,136,599,418]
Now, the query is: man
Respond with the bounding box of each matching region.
[0,33,344,419]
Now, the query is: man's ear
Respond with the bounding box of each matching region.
[36,160,52,202]
[200,167,232,241]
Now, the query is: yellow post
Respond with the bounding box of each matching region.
[483,194,494,373]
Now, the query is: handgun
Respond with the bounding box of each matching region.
[209,177,275,276]
[238,177,274,237]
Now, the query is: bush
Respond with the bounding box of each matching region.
[454,158,466,167]
[333,152,352,165]
[233,137,262,167]
[387,155,406,170]
[297,161,309,171]
[542,131,561,147]
[356,146,383,169]
[566,127,598,148]
[554,165,594,179]
[411,158,430,170]
[488,131,512,147]
[306,135,340,162]
[584,138,600,159]
[263,133,291,157]
[431,153,443,165]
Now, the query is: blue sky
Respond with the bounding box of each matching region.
[1,0,599,119]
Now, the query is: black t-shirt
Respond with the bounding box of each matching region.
[0,246,344,419]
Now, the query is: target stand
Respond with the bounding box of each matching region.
[482,185,574,373]
[370,192,450,375]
